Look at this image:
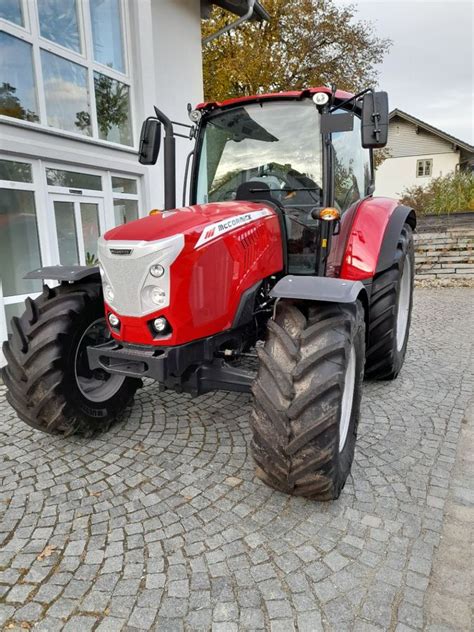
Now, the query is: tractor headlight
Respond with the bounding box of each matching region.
[150,264,165,278]
[141,285,167,307]
[151,287,166,306]
[153,317,168,333]
[104,284,115,303]
[188,109,202,123]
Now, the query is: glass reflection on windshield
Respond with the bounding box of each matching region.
[196,101,323,209]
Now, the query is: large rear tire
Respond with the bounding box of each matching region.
[1,281,141,437]
[250,300,365,500]
[365,223,415,380]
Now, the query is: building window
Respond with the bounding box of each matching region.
[0,157,32,182]
[38,0,82,53]
[112,175,139,225]
[417,159,432,177]
[0,157,42,296]
[0,32,39,122]
[0,0,133,146]
[90,0,125,73]
[0,0,24,26]
[46,168,102,190]
[94,72,132,145]
[41,51,91,136]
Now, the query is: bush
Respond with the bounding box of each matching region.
[399,171,474,215]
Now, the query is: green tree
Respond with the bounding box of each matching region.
[202,0,391,101]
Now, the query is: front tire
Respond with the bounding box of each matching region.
[1,281,141,437]
[365,223,415,380]
[250,300,365,500]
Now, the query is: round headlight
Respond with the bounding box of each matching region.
[153,317,168,333]
[313,92,329,106]
[108,313,120,327]
[150,264,165,278]
[104,284,115,302]
[151,287,166,306]
[188,109,202,123]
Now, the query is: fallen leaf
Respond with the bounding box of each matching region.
[89,491,101,497]
[224,476,242,487]
[37,544,56,561]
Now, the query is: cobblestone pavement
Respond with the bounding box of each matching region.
[0,288,473,632]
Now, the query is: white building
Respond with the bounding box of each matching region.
[0,0,267,344]
[375,109,474,199]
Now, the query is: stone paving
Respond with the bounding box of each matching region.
[0,288,473,632]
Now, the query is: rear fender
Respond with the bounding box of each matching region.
[334,198,416,281]
[24,265,100,283]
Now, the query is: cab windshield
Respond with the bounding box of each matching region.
[195,100,323,210]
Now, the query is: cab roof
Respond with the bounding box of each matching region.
[196,87,356,112]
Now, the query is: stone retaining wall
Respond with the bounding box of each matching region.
[415,228,474,281]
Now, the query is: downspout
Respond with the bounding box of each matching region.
[202,0,256,45]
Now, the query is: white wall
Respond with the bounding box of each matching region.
[148,0,204,208]
[375,152,460,199]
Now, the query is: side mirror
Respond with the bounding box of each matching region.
[139,118,161,165]
[361,91,389,148]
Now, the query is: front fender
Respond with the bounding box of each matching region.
[24,265,100,283]
[334,198,416,281]
[270,275,367,304]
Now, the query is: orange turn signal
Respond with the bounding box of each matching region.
[149,209,162,216]
[319,207,340,221]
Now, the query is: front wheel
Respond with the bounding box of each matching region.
[250,300,365,500]
[1,281,141,437]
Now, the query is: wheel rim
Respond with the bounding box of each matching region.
[396,257,412,352]
[339,344,356,452]
[74,318,125,403]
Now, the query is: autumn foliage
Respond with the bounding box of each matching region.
[202,0,391,101]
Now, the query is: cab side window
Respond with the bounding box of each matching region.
[332,115,371,212]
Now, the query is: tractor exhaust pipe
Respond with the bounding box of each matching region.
[154,106,176,210]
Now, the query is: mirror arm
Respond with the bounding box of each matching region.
[171,120,193,129]
[329,86,373,113]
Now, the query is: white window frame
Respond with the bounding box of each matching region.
[0,156,43,342]
[416,159,433,177]
[111,173,142,225]
[0,0,136,148]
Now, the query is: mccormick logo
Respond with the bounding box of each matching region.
[109,248,133,255]
[195,208,273,249]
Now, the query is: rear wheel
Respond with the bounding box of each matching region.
[1,281,141,436]
[365,223,415,379]
[250,300,365,500]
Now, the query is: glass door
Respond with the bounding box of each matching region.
[50,194,105,266]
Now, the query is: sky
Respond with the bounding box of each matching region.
[334,0,474,144]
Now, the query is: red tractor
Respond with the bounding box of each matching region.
[2,87,415,501]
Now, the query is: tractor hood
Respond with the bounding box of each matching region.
[97,200,283,344]
[103,201,275,245]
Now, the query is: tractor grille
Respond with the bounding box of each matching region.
[98,235,184,317]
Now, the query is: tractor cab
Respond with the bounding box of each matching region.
[140,87,389,276]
